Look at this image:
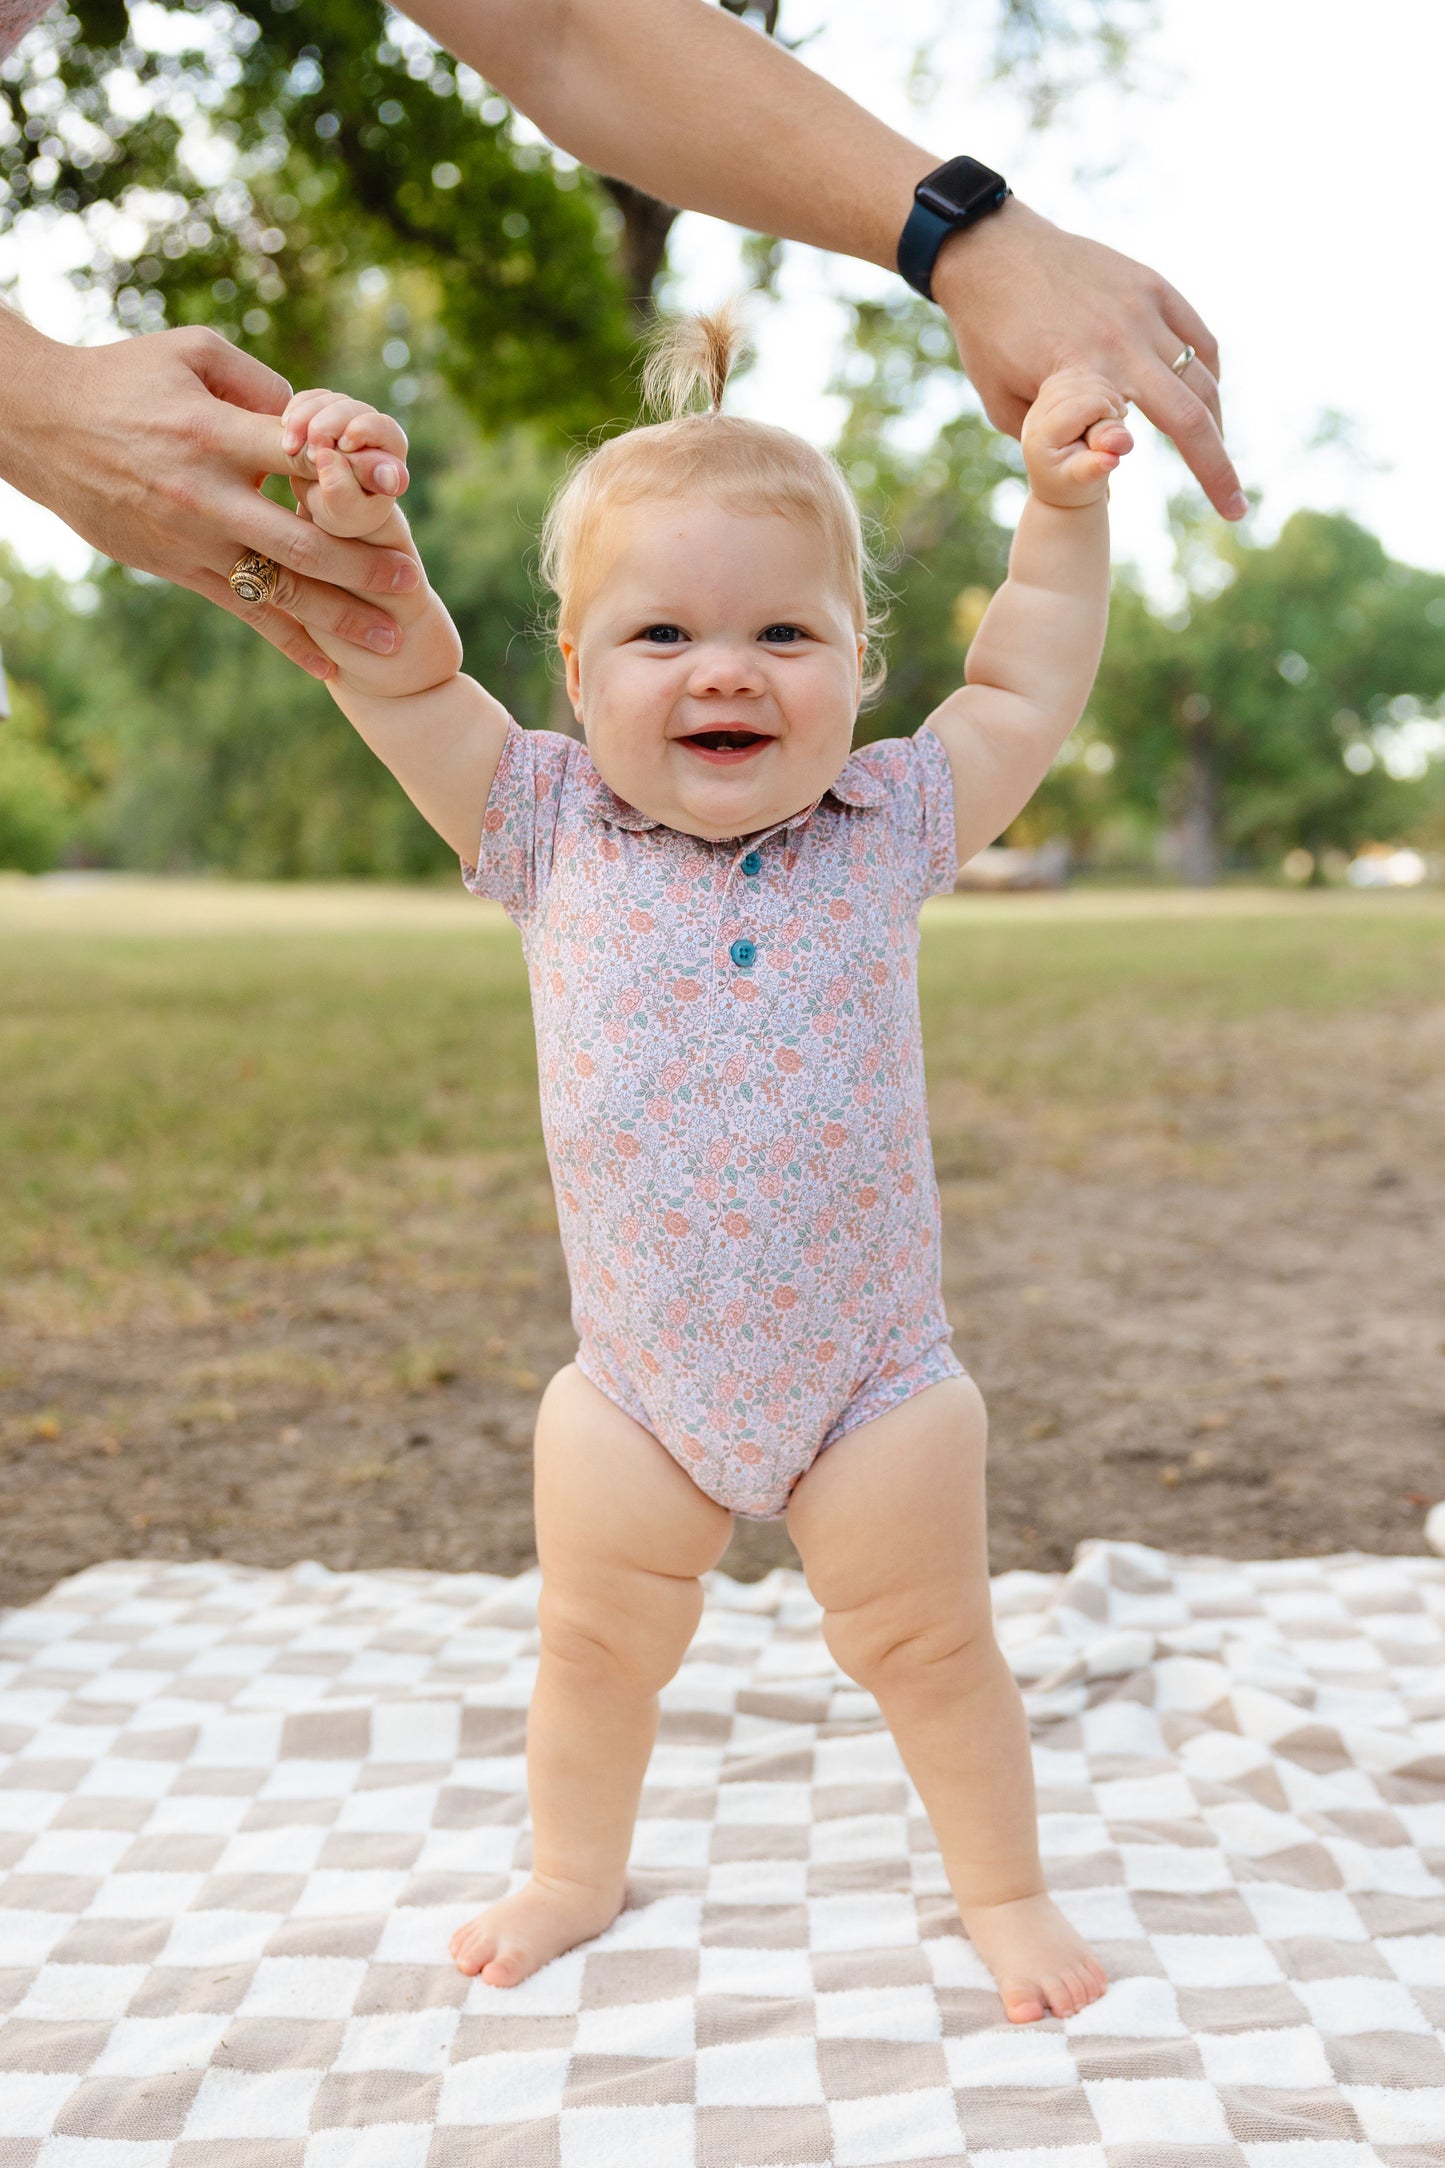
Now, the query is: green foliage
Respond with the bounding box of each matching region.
[4,0,637,434]
[0,555,104,870]
[0,684,78,870]
[1087,509,1445,873]
[0,402,562,876]
[829,296,1015,745]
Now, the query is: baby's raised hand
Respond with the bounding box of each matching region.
[280,389,410,539]
[1021,371,1133,510]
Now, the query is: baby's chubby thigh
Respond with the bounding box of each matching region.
[533,1364,735,1689]
[784,1374,994,1696]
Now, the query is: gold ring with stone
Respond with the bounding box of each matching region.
[228,552,280,605]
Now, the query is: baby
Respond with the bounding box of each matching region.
[275,311,1130,2025]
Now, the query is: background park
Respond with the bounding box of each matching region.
[1,0,1443,1612]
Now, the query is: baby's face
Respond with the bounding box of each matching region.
[561,498,864,840]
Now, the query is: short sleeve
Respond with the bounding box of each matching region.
[460,720,578,926]
[842,727,958,909]
[910,726,959,902]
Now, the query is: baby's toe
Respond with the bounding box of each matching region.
[1042,1974,1079,2019]
[1000,1978,1047,2025]
[480,1946,529,1988]
[450,1926,497,1977]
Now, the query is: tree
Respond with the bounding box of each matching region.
[3,0,638,434]
[828,294,1016,745]
[1087,510,1445,879]
[4,0,1157,407]
[0,0,1163,872]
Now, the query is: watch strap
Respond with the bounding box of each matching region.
[897,199,960,305]
[897,158,1010,301]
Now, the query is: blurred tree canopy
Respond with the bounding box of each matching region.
[2,0,640,434]
[1,0,1155,420]
[3,0,1442,879]
[1081,510,1445,880]
[829,294,1017,745]
[0,388,561,876]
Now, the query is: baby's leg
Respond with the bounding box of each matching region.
[450,1364,732,1985]
[786,1377,1106,2025]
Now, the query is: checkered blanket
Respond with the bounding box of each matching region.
[1,1539,1442,2166]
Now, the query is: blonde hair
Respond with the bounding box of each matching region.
[539,303,886,702]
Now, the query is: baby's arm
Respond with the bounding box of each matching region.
[924,371,1132,866]
[279,389,510,861]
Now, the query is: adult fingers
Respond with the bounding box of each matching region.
[1083,416,1133,456]
[1175,350,1223,439]
[286,438,410,497]
[1129,354,1246,519]
[264,559,401,653]
[181,326,293,415]
[1157,282,1221,385]
[184,566,337,680]
[340,448,409,497]
[226,487,421,600]
[217,407,411,511]
[1154,324,1224,438]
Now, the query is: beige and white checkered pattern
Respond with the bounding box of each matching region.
[1,1539,1442,2165]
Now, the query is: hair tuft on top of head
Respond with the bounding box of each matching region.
[640,301,750,421]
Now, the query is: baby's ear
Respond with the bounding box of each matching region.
[560,635,583,717]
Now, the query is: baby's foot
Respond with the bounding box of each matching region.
[960,1892,1108,2025]
[449,1872,624,1987]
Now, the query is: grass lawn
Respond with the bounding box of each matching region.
[1,878,1442,1605]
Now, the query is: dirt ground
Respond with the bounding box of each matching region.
[2,893,1443,1610]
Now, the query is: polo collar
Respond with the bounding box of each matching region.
[581,747,887,832]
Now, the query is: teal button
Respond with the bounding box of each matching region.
[729,938,757,970]
[740,850,762,877]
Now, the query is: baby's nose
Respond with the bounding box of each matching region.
[689,644,763,693]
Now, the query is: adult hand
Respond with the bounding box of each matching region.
[0,320,419,677]
[932,198,1246,522]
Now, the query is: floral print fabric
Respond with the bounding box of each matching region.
[463,720,964,1517]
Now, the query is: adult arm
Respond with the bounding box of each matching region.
[0,309,420,677]
[407,0,1244,519]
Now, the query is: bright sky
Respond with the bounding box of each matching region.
[2,0,1441,593]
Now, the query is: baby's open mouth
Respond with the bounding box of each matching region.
[680,729,770,759]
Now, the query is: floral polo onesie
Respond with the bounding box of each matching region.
[463,718,965,1518]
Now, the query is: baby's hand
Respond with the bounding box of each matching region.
[280,388,410,539]
[1020,370,1133,511]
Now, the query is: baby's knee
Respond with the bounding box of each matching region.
[824,1589,996,1701]
[539,1576,702,1699]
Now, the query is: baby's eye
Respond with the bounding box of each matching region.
[640,624,685,645]
[760,624,806,645]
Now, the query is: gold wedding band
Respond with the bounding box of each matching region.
[1170,344,1197,378]
[229,552,280,605]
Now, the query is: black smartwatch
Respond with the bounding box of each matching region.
[897,157,1010,302]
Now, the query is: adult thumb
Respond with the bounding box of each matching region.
[187,329,293,415]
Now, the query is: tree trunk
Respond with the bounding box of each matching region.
[596,178,681,321]
[1175,736,1220,886]
[595,0,778,322]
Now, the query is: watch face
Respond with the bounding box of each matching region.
[917,156,1008,222]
